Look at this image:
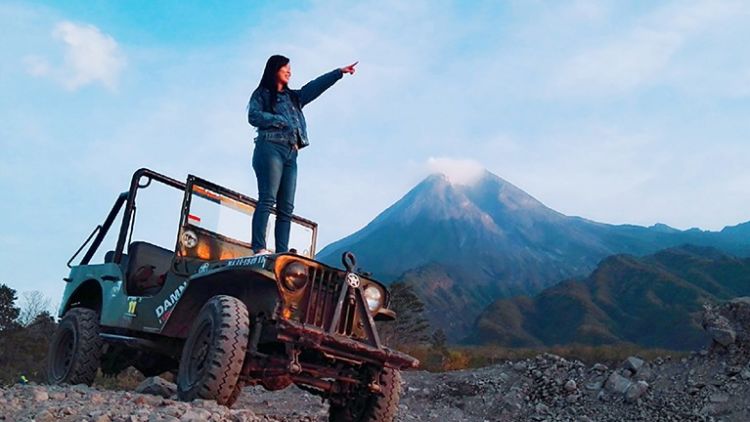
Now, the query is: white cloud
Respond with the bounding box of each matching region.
[23,55,51,76]
[554,0,748,96]
[426,157,486,186]
[53,21,125,91]
[24,20,126,91]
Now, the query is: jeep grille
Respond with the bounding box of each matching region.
[301,267,363,339]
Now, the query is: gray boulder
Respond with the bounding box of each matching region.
[604,372,631,394]
[134,377,176,399]
[634,365,654,382]
[702,305,737,347]
[585,381,602,391]
[708,326,736,346]
[622,357,644,374]
[624,381,648,403]
[591,363,608,372]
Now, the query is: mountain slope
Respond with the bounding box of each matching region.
[317,170,750,339]
[471,245,750,349]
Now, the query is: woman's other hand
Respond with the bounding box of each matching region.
[341,62,358,75]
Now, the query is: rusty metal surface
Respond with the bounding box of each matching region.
[273,256,389,347]
[274,319,419,370]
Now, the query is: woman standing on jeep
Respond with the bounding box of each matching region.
[247,55,357,255]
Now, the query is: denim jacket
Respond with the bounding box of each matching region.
[247,68,343,149]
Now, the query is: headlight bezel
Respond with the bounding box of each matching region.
[281,261,309,291]
[363,283,384,312]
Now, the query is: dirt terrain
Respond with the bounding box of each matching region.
[1,299,749,421]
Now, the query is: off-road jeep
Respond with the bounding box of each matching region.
[48,168,418,421]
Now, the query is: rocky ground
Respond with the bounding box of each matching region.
[2,298,749,422]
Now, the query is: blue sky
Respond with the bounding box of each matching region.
[2,0,750,305]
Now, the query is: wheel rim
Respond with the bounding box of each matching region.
[186,318,213,387]
[52,327,75,381]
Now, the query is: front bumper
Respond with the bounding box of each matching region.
[274,318,419,370]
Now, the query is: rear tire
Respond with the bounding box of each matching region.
[176,295,249,407]
[328,368,402,422]
[47,308,102,385]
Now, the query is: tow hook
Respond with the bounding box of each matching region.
[367,381,381,393]
[288,346,302,374]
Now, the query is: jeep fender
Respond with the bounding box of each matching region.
[59,263,126,319]
[160,267,280,338]
[61,279,104,316]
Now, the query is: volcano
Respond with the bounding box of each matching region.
[317,170,750,339]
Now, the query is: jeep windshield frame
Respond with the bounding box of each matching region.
[178,175,318,260]
[70,168,318,267]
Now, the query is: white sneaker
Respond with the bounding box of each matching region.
[253,249,272,256]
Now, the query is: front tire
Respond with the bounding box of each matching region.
[47,307,103,385]
[329,368,402,422]
[177,295,249,407]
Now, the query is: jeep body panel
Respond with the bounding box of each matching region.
[60,264,187,333]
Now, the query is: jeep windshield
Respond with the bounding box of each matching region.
[177,181,317,260]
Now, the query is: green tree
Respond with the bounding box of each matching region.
[430,328,447,353]
[378,282,431,349]
[0,284,20,332]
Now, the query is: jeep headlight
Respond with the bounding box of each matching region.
[281,261,308,291]
[363,284,384,312]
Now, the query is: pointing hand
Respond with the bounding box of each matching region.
[341,61,358,75]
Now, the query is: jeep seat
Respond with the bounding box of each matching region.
[126,241,173,296]
[104,250,129,269]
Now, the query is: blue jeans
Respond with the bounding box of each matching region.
[251,141,298,252]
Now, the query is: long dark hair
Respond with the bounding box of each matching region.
[257,55,293,112]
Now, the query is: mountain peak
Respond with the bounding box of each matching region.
[426,157,488,186]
